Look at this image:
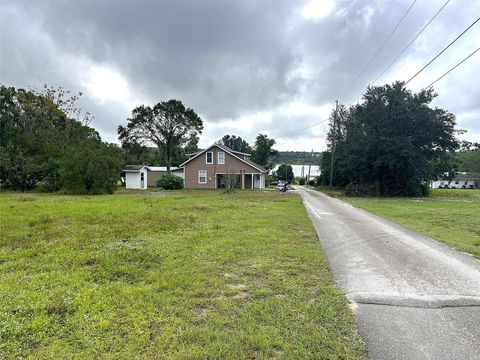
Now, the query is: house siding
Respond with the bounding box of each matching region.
[184,146,261,189]
[147,171,167,187]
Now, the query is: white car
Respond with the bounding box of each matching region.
[275,183,287,191]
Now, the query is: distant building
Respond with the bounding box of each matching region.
[431,172,480,189]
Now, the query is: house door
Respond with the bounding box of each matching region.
[254,174,260,189]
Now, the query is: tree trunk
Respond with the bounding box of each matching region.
[166,140,171,174]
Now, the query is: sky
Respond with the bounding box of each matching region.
[1,0,479,151]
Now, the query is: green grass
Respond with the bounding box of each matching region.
[0,190,365,359]
[313,187,480,259]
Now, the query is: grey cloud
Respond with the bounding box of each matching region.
[1,0,478,150]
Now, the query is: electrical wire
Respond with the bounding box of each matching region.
[426,47,480,88]
[371,0,450,86]
[275,118,330,139]
[338,0,417,100]
[346,0,451,104]
[405,16,480,85]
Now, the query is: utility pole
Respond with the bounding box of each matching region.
[329,100,338,187]
[307,149,313,182]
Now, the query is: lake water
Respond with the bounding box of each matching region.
[271,164,321,178]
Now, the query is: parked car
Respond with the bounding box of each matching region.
[275,183,285,191]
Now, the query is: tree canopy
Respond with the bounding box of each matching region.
[0,84,121,194]
[119,99,203,172]
[320,82,460,196]
[251,134,278,171]
[275,164,294,183]
[217,135,252,153]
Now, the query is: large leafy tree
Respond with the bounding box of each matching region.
[275,164,294,183]
[321,82,460,196]
[454,149,480,172]
[120,100,203,173]
[218,135,252,153]
[0,84,121,193]
[252,134,278,170]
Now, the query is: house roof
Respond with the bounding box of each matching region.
[147,166,182,172]
[123,165,183,172]
[215,144,252,157]
[179,144,267,173]
[186,146,251,158]
[243,157,267,173]
[454,172,480,180]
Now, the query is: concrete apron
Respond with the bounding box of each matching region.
[296,186,480,360]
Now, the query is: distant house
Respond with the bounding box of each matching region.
[179,144,267,189]
[431,172,480,189]
[123,165,183,189]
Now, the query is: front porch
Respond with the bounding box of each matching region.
[216,173,264,189]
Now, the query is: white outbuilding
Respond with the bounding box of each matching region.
[123,165,184,189]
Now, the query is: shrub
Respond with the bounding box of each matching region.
[298,177,306,185]
[345,182,369,197]
[367,181,381,197]
[156,174,184,190]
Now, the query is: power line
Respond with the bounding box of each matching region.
[405,16,480,85]
[275,117,330,139]
[371,0,450,86]
[338,0,417,100]
[347,0,450,105]
[426,47,480,89]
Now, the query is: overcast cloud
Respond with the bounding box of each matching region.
[1,0,479,151]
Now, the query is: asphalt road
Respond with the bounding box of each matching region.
[296,186,480,360]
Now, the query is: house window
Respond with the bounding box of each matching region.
[198,170,207,184]
[206,152,213,164]
[140,173,144,181]
[218,152,225,164]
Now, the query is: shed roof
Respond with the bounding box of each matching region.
[123,165,183,172]
[124,165,146,172]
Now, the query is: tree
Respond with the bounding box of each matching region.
[218,135,252,153]
[223,168,240,193]
[321,82,460,196]
[120,100,203,173]
[454,149,480,172]
[275,164,294,183]
[0,84,122,194]
[251,134,278,170]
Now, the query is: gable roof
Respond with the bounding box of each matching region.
[124,165,147,172]
[179,144,267,173]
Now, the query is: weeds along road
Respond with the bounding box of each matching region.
[296,186,480,360]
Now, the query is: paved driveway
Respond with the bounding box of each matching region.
[297,186,480,360]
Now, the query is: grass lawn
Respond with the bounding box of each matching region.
[0,190,365,359]
[312,187,480,259]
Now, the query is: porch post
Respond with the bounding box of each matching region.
[241,170,245,189]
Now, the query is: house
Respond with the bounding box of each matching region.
[123,165,183,189]
[179,144,267,189]
[431,172,480,189]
